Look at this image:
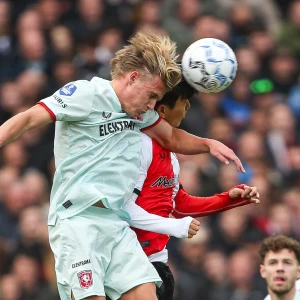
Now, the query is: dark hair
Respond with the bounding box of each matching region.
[155,78,197,110]
[259,235,300,264]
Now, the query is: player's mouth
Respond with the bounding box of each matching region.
[274,276,286,283]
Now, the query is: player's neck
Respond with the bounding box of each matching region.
[269,287,297,300]
[110,78,127,108]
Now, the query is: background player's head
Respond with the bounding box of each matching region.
[155,78,197,127]
[259,235,300,297]
[110,32,182,118]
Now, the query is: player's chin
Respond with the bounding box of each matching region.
[174,119,183,128]
[127,111,138,118]
[271,284,289,294]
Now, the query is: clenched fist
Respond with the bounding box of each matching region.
[188,219,200,238]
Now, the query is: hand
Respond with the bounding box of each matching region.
[188,219,200,238]
[206,139,245,173]
[229,185,260,204]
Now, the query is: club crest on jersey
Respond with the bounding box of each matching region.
[102,112,112,120]
[159,152,166,160]
[59,83,77,96]
[77,270,93,289]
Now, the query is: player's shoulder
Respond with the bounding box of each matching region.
[141,132,164,151]
[141,132,152,142]
[58,79,94,97]
[141,133,153,151]
[90,76,110,91]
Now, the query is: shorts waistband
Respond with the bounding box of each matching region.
[81,205,123,221]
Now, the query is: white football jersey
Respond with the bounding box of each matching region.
[39,77,160,225]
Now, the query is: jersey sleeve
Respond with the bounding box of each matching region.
[37,80,94,122]
[172,184,250,218]
[122,193,193,238]
[140,110,161,131]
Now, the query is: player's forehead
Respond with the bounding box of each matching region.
[265,249,297,263]
[143,75,166,97]
[175,96,189,106]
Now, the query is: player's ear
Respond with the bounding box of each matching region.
[260,264,266,278]
[156,104,166,118]
[129,71,140,85]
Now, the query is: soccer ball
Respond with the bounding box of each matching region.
[181,38,238,93]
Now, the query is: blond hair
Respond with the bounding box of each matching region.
[110,32,182,90]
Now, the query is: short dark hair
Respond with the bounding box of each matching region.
[259,235,300,264]
[155,78,197,110]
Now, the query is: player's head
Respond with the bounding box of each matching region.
[259,235,300,297]
[111,32,181,90]
[155,78,197,128]
[110,32,182,118]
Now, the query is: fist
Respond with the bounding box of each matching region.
[188,219,200,238]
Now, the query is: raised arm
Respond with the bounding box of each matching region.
[0,104,53,147]
[143,118,245,173]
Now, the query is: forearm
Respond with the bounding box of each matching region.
[0,113,31,147]
[122,198,193,238]
[0,105,53,147]
[144,118,244,171]
[162,128,211,155]
[173,186,250,218]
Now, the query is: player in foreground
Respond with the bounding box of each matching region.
[0,32,245,300]
[121,79,260,300]
[260,235,300,300]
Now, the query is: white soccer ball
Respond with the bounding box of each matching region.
[182,38,238,93]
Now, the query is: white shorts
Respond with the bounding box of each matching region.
[48,206,161,300]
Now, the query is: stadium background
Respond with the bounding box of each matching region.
[0,0,300,299]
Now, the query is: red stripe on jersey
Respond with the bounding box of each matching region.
[37,102,56,121]
[140,116,162,132]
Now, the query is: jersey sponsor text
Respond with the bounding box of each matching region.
[150,176,178,188]
[72,259,91,268]
[99,120,136,136]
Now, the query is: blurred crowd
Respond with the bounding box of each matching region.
[0,0,300,299]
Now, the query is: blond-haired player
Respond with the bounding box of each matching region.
[0,32,244,300]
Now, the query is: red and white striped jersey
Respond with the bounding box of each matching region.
[129,133,250,261]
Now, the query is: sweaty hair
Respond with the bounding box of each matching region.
[110,32,182,90]
[155,78,197,110]
[259,235,300,264]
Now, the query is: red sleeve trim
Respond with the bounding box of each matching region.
[37,102,56,122]
[140,116,162,132]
